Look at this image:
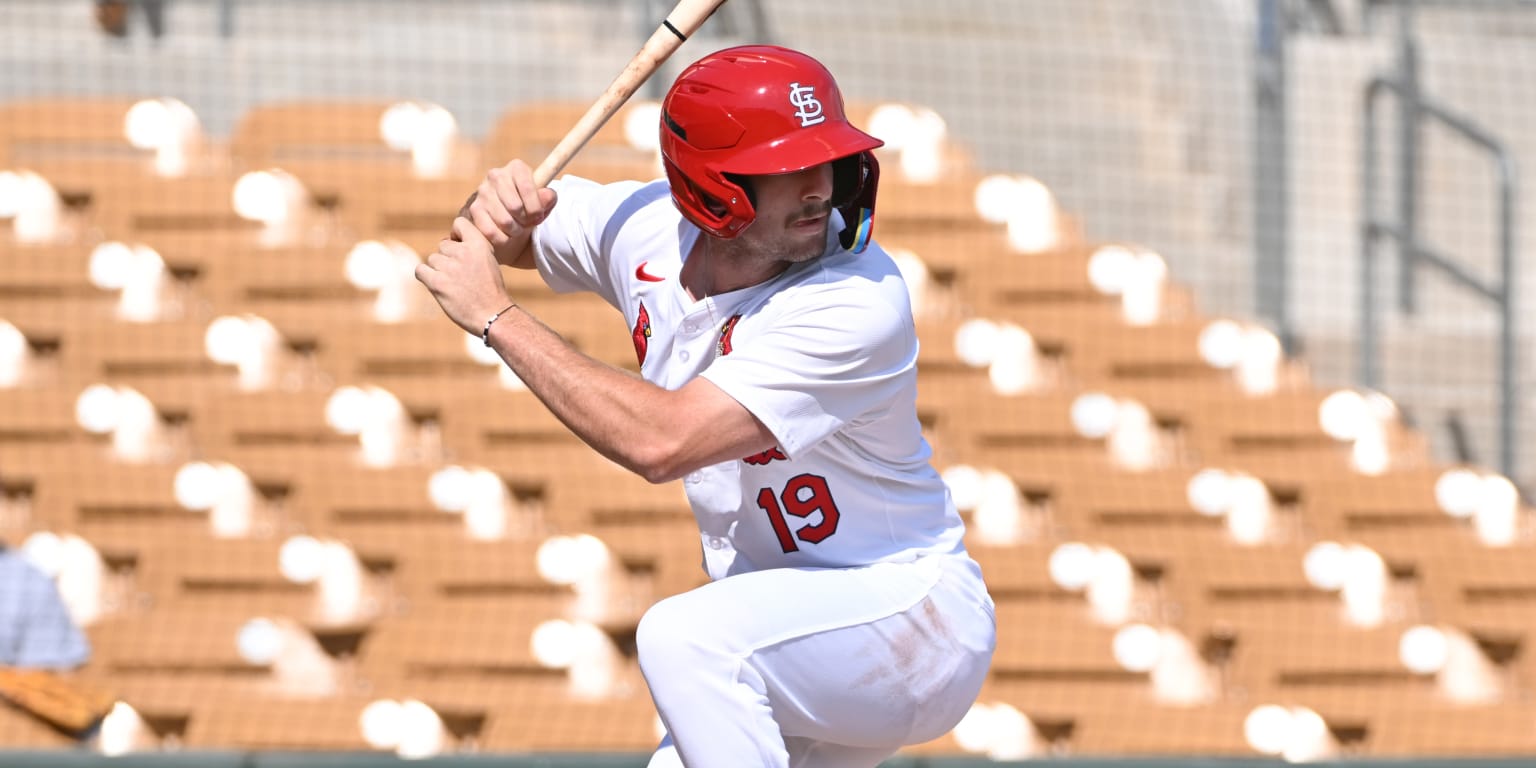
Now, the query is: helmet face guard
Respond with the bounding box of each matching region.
[660,45,884,252]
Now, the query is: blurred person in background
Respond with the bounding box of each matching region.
[94,0,168,42]
[0,543,90,670]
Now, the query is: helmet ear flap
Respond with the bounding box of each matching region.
[663,156,756,238]
[836,151,880,253]
[830,155,863,207]
[722,173,756,210]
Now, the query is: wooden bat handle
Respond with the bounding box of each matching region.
[531,0,727,187]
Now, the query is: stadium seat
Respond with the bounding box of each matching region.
[0,97,156,179]
[229,101,438,171]
[89,174,264,237]
[1070,703,1254,756]
[991,601,1133,680]
[27,461,184,532]
[0,242,102,300]
[58,317,223,383]
[967,542,1061,600]
[0,698,83,748]
[182,697,381,751]
[181,389,360,473]
[355,595,573,694]
[136,536,319,618]
[919,382,1100,460]
[1366,704,1536,755]
[482,100,663,184]
[88,607,273,678]
[146,233,366,306]
[588,518,710,602]
[394,536,564,603]
[333,173,480,240]
[1417,544,1536,636]
[979,675,1154,749]
[0,388,91,472]
[482,692,661,752]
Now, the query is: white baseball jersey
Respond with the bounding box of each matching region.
[532,176,968,580]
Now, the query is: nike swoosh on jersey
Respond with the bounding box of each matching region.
[635,262,666,282]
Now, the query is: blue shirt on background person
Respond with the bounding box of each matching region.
[0,548,91,670]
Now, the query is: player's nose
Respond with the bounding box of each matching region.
[797,163,834,202]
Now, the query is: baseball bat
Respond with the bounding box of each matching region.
[531,0,728,187]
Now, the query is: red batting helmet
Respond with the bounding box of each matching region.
[659,45,884,252]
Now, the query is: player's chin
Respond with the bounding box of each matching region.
[784,226,829,261]
[781,243,825,264]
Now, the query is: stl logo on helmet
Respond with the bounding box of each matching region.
[788,83,825,128]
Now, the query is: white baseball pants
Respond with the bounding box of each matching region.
[637,553,995,768]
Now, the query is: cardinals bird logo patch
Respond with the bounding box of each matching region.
[717,314,742,356]
[743,447,787,465]
[631,303,652,365]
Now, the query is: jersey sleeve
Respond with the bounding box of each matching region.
[699,280,917,460]
[531,176,647,306]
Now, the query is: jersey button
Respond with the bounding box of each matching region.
[707,536,725,549]
[685,472,702,484]
[679,350,691,362]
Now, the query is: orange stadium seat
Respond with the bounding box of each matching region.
[587,517,710,602]
[482,693,661,752]
[229,101,464,172]
[355,595,572,694]
[57,316,224,382]
[280,462,443,535]
[0,98,143,148]
[1366,704,1536,755]
[978,675,1154,744]
[144,232,365,306]
[0,97,156,180]
[87,607,273,680]
[27,461,185,534]
[991,601,1131,680]
[181,389,359,473]
[0,241,104,301]
[483,100,663,184]
[136,536,319,618]
[229,101,480,230]
[0,699,84,748]
[0,388,106,479]
[1070,703,1255,756]
[333,173,480,241]
[89,174,264,237]
[1417,544,1536,636]
[966,542,1061,601]
[182,697,381,751]
[394,536,563,604]
[1054,468,1206,537]
[921,380,1116,482]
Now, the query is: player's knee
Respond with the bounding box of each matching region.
[635,595,717,681]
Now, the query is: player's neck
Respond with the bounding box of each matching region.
[683,237,789,302]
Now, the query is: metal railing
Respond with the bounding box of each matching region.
[1360,0,1520,478]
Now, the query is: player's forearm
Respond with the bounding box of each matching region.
[484,307,693,482]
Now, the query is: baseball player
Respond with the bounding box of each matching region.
[415,45,996,768]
